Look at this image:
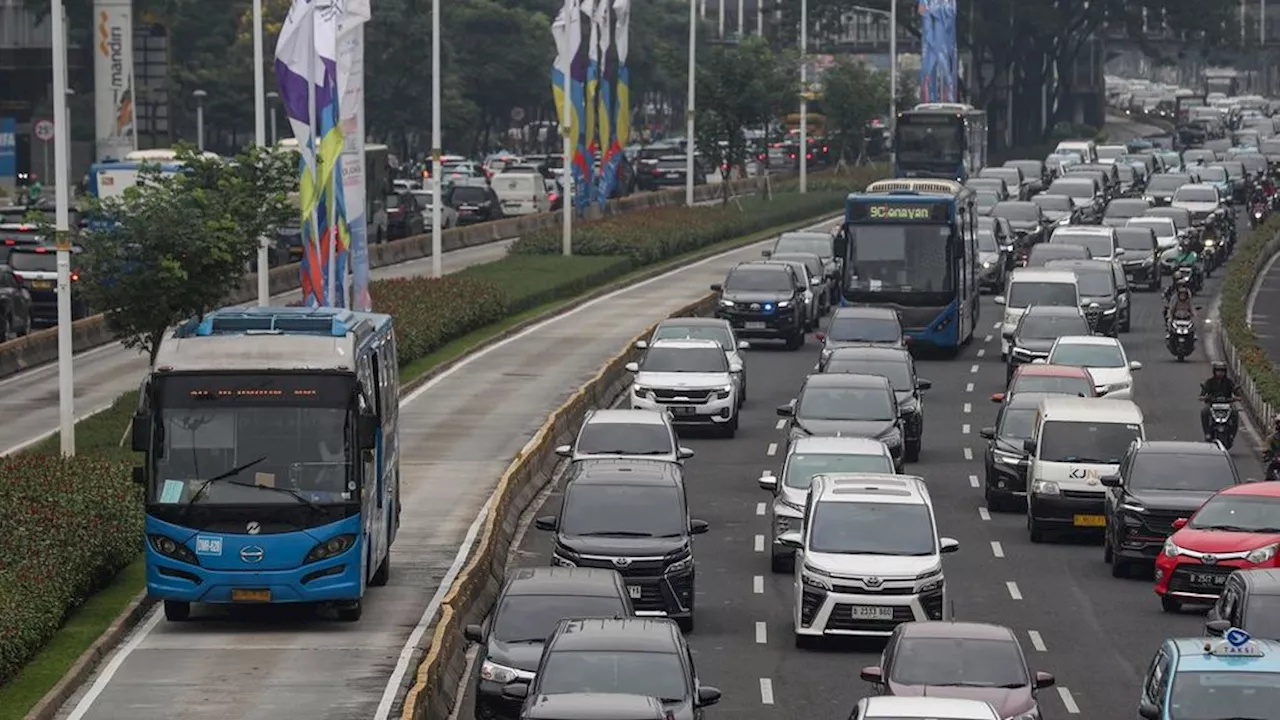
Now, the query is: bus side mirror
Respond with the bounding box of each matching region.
[357,411,379,450]
[131,412,152,452]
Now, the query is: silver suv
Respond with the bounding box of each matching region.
[626,338,739,437]
[556,408,694,464]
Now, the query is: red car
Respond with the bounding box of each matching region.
[990,363,1098,404]
[1154,482,1280,613]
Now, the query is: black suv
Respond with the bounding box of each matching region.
[711,261,806,350]
[385,190,425,240]
[980,391,1055,513]
[1004,305,1090,383]
[500,618,721,720]
[0,265,32,339]
[1044,258,1126,335]
[445,181,504,225]
[1101,440,1241,578]
[819,346,931,462]
[1114,226,1160,291]
[464,567,634,720]
[536,459,708,631]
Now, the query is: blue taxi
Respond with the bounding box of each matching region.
[1139,628,1280,719]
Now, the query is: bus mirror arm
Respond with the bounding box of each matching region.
[131,412,152,452]
[357,411,379,451]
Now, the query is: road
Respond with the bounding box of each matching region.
[50,215,834,720]
[474,230,1262,720]
[1103,114,1167,142]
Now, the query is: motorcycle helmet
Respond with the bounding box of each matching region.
[1212,361,1228,376]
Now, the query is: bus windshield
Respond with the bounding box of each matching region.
[843,224,953,293]
[896,121,963,165]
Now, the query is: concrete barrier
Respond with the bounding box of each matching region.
[0,175,776,381]
[398,292,718,720]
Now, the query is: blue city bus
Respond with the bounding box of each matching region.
[894,103,988,181]
[131,306,401,622]
[835,179,979,350]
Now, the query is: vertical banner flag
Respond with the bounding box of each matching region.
[0,118,15,194]
[574,0,594,210]
[593,0,615,208]
[551,2,584,207]
[338,0,371,311]
[92,0,137,161]
[919,0,958,102]
[313,0,348,308]
[612,0,631,171]
[584,0,599,208]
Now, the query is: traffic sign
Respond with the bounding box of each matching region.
[34,119,54,142]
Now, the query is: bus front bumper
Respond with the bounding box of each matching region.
[145,549,363,604]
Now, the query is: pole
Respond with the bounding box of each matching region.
[757,0,762,35]
[799,0,807,193]
[270,105,278,145]
[700,0,706,20]
[253,0,269,307]
[196,103,204,151]
[1243,0,1247,45]
[889,0,898,169]
[52,0,74,456]
[561,20,573,256]
[738,0,743,35]
[431,0,443,276]
[1263,0,1267,44]
[719,0,725,37]
[686,0,697,207]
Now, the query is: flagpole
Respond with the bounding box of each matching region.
[431,0,443,277]
[254,0,269,306]
[308,40,322,307]
[561,19,573,257]
[686,0,696,207]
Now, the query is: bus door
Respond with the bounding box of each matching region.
[357,352,382,583]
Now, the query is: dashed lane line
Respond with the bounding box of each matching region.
[963,402,971,413]
[965,382,974,392]
[978,506,990,521]
[963,447,973,460]
[1058,687,1080,714]
[970,364,979,373]
[756,621,767,644]
[976,349,986,358]
[962,424,971,434]
[1006,581,1023,600]
[990,541,1004,558]
[766,442,777,456]
[760,678,775,705]
[1028,630,1047,652]
[756,502,766,515]
[754,534,765,552]
[753,575,764,594]
[970,474,980,489]
[774,419,786,430]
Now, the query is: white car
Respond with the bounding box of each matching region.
[1170,182,1225,224]
[638,317,750,406]
[1126,216,1179,252]
[1048,225,1122,263]
[410,189,458,229]
[1043,335,1142,399]
[778,473,958,646]
[995,269,1081,358]
[853,697,1000,720]
[625,338,739,436]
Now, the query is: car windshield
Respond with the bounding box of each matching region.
[9,251,57,272]
[823,359,912,390]
[1200,167,1229,182]
[1174,187,1219,203]
[890,637,1029,687]
[999,408,1038,439]
[1012,374,1092,396]
[536,650,688,701]
[1147,210,1190,230]
[774,235,831,258]
[1007,281,1077,308]
[725,267,792,292]
[1008,162,1040,177]
[1047,181,1094,198]
[639,347,727,373]
[798,386,895,421]
[1128,453,1235,491]
[1116,230,1155,250]
[1114,164,1136,182]
[1052,232,1112,257]
[808,502,936,555]
[994,203,1040,222]
[653,324,733,350]
[1068,268,1113,296]
[828,316,900,342]
[1032,195,1072,212]
[576,423,672,456]
[1262,139,1280,154]
[1167,671,1280,720]
[493,595,626,643]
[772,254,824,278]
[1097,146,1125,160]
[784,452,894,489]
[1021,314,1088,339]
[450,187,489,204]
[1148,175,1189,192]
[411,191,435,207]
[1189,494,1280,532]
[1028,247,1088,266]
[1039,420,1142,463]
[1049,342,1125,368]
[560,485,685,537]
[976,229,999,252]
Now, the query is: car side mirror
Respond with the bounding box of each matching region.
[535,515,558,531]
[678,447,695,460]
[758,473,779,492]
[624,362,640,373]
[555,444,572,457]
[813,332,825,341]
[1034,671,1056,690]
[696,686,722,707]
[1101,474,1122,487]
[1023,439,1037,454]
[501,683,529,700]
[777,531,802,549]
[634,340,649,350]
[860,666,883,684]
[990,392,1006,403]
[777,403,795,417]
[709,283,723,292]
[1129,360,1143,371]
[916,379,932,391]
[464,624,484,643]
[357,411,378,451]
[738,340,750,350]
[131,412,152,451]
[689,519,709,535]
[132,466,146,485]
[1139,701,1160,720]
[979,427,995,440]
[994,295,1006,305]
[939,537,960,554]
[1172,518,1188,530]
[1206,618,1230,636]
[1115,247,1126,256]
[1001,329,1014,340]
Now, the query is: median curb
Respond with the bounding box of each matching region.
[1216,228,1280,433]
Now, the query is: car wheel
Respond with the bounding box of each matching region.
[1161,596,1182,613]
[677,615,694,633]
[985,486,1006,513]
[1028,515,1046,543]
[1103,534,1114,563]
[905,440,921,463]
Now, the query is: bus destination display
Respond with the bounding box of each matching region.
[849,202,950,222]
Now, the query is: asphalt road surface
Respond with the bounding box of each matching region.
[481,231,1263,720]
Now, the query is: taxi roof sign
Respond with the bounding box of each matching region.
[1204,628,1265,657]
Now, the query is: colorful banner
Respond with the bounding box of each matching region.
[919,0,958,103]
[338,2,371,311]
[612,0,631,162]
[551,1,590,211]
[92,0,137,161]
[0,118,14,192]
[593,0,616,207]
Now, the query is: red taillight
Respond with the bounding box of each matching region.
[652,168,662,175]
[11,273,21,283]
[35,247,47,253]
[3,239,13,245]
[71,271,79,281]
[806,153,813,159]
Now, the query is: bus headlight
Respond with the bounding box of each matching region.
[148,534,200,565]
[303,534,357,564]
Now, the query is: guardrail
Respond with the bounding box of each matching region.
[0,175,773,381]
[397,292,718,720]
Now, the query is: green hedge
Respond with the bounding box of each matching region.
[1220,214,1280,410]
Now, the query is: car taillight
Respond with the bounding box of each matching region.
[11,273,21,283]
[71,271,80,281]
[652,168,662,175]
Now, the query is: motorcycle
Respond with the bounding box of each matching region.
[1206,400,1238,449]
[1167,317,1196,360]
[1266,453,1280,482]
[1251,199,1269,228]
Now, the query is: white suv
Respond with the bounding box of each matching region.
[626,338,739,437]
[778,473,959,647]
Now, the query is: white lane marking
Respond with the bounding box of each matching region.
[970,475,981,489]
[993,322,1000,329]
[766,442,777,456]
[756,621,767,644]
[963,402,971,413]
[984,334,993,342]
[754,534,765,552]
[976,348,986,358]
[1028,630,1047,652]
[990,541,1004,558]
[970,364,979,373]
[978,506,990,521]
[760,678,775,705]
[756,502,766,516]
[1006,581,1023,600]
[775,419,786,430]
[1058,687,1080,714]
[963,447,973,460]
[64,610,163,720]
[961,424,971,434]
[965,382,974,392]
[753,575,764,594]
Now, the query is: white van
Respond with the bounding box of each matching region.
[491,172,550,216]
[1054,140,1098,164]
[1048,225,1122,263]
[994,269,1081,358]
[1024,397,1145,543]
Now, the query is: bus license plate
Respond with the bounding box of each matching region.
[745,321,766,329]
[231,588,272,603]
[850,605,894,620]
[1073,514,1106,527]
[628,585,642,599]
[1189,572,1227,587]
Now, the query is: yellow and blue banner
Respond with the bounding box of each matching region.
[612,0,631,178]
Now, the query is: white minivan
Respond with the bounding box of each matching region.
[491,172,550,216]
[995,269,1081,358]
[1054,140,1098,164]
[1023,396,1145,543]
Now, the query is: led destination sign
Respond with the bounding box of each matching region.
[849,202,950,222]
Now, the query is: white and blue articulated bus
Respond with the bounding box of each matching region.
[893,103,988,181]
[835,179,980,351]
[131,306,400,622]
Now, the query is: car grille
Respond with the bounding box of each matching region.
[1168,565,1233,595]
[824,604,915,632]
[829,581,917,595]
[632,582,667,611]
[1140,510,1187,537]
[574,556,669,574]
[1062,489,1105,500]
[652,388,713,402]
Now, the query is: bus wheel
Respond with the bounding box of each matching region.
[164,600,190,622]
[371,549,391,587]
[337,600,363,622]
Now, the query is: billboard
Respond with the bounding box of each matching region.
[93,0,138,161]
[0,118,14,192]
[919,0,957,102]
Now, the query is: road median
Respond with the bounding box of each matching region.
[1216,213,1280,431]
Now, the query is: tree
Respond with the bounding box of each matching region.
[819,57,889,164]
[76,144,296,364]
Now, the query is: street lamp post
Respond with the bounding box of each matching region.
[192,89,208,151]
[267,91,279,145]
[52,0,74,455]
[432,0,444,274]
[799,0,807,193]
[686,0,697,207]
[253,0,269,307]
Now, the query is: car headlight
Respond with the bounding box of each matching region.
[983,261,993,269]
[1247,543,1278,564]
[1031,480,1060,496]
[776,300,792,308]
[1163,539,1183,557]
[915,568,944,592]
[1204,238,1216,248]
[666,555,694,574]
[551,552,577,567]
[1108,381,1130,393]
[1102,306,1117,315]
[719,299,735,308]
[715,384,733,400]
[993,449,1024,466]
[1006,708,1041,720]
[1143,256,1154,265]
[632,384,649,396]
[480,660,520,684]
[801,564,831,590]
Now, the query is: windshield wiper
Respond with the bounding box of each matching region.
[220,479,323,512]
[181,455,269,518]
[1195,524,1252,532]
[575,531,655,537]
[499,638,546,644]
[996,682,1028,689]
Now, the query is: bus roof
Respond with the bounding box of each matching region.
[911,102,977,113]
[864,179,966,195]
[124,149,221,162]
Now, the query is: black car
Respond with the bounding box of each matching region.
[522,694,670,720]
[644,155,704,189]
[980,392,1056,512]
[779,373,905,470]
[1030,193,1083,227]
[385,191,425,240]
[1023,243,1091,268]
[991,200,1048,250]
[1207,569,1280,640]
[445,181,504,225]
[1043,258,1126,334]
[1101,440,1241,577]
[9,245,87,325]
[465,567,635,720]
[1003,305,1090,383]
[1003,159,1048,195]
[1143,173,1191,206]
[500,618,721,720]
[711,262,807,350]
[535,460,708,631]
[1114,226,1161,291]
[1100,198,1153,228]
[633,143,682,189]
[766,231,841,302]
[0,265,32,339]
[820,346,931,462]
[817,305,905,367]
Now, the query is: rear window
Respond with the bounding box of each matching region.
[10,251,56,272]
[450,187,489,204]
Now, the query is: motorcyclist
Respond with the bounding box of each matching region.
[1265,416,1280,467]
[1164,283,1195,327]
[1199,361,1241,441]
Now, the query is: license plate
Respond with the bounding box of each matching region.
[627,585,642,599]
[850,605,895,620]
[669,406,696,416]
[745,321,767,329]
[1073,514,1106,527]
[30,280,53,290]
[231,588,271,603]
[1190,573,1227,587]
